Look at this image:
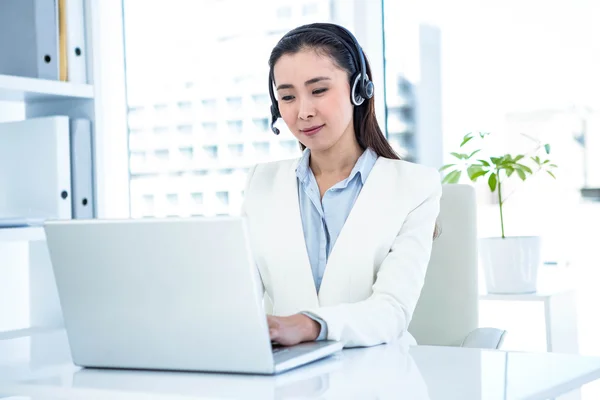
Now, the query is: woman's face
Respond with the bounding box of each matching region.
[273,49,354,152]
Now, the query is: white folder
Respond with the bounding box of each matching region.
[0,0,60,80]
[0,116,72,220]
[69,118,95,218]
[65,0,88,83]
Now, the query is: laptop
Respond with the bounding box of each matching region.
[43,217,343,375]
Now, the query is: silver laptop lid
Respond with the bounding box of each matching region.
[44,217,275,374]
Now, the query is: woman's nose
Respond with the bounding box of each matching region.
[298,98,316,120]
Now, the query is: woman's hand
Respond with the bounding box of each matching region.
[267,314,321,346]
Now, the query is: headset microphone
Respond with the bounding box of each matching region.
[270,105,280,135]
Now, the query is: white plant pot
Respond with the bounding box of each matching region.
[479,236,541,294]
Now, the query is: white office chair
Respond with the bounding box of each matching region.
[408,184,507,349]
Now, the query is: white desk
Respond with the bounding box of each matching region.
[2,329,600,399]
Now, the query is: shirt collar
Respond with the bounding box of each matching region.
[295,147,378,185]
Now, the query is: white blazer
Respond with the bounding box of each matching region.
[241,155,442,348]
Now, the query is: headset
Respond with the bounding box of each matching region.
[269,24,374,135]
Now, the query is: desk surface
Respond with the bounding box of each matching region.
[2,329,600,400]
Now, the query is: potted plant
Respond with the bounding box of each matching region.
[440,131,557,294]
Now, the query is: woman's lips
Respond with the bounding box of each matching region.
[300,124,325,136]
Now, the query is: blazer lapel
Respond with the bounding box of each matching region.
[268,161,319,312]
[318,158,395,298]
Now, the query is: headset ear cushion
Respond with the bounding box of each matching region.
[351,74,365,106]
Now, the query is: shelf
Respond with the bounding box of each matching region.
[0,74,94,102]
[0,326,62,341]
[0,227,45,242]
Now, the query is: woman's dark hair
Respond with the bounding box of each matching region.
[268,23,400,160]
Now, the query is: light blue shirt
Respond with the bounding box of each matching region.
[296,147,378,340]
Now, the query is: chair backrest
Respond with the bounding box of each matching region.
[408,184,479,346]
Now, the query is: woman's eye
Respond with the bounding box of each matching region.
[281,95,294,101]
[313,88,328,95]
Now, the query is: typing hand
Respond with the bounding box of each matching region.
[267,314,320,346]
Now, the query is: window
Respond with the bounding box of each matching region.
[177,101,192,111]
[154,149,169,160]
[129,106,145,114]
[252,118,269,132]
[140,194,155,217]
[216,191,229,206]
[382,0,600,356]
[142,194,154,205]
[203,145,218,159]
[153,126,169,135]
[281,140,298,154]
[201,99,217,112]
[123,0,349,218]
[253,142,270,156]
[228,144,244,158]
[166,193,178,205]
[226,97,243,112]
[251,94,269,107]
[191,192,204,204]
[227,120,243,134]
[202,122,218,135]
[177,124,193,134]
[179,147,193,160]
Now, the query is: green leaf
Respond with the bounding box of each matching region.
[491,157,502,165]
[488,173,498,192]
[471,170,488,180]
[460,134,473,147]
[450,152,468,160]
[506,167,515,177]
[547,170,556,179]
[515,163,533,174]
[543,159,550,164]
[544,144,551,154]
[443,170,462,184]
[479,131,490,138]
[531,156,541,165]
[467,149,481,159]
[513,155,524,162]
[439,164,456,172]
[516,169,526,180]
[467,165,487,181]
[478,159,491,167]
[549,164,558,168]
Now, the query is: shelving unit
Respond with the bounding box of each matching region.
[0,0,129,340]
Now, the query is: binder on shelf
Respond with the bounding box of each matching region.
[0,0,87,83]
[0,0,60,80]
[69,118,95,219]
[0,116,73,221]
[65,0,88,84]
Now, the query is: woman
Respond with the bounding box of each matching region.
[241,22,441,348]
